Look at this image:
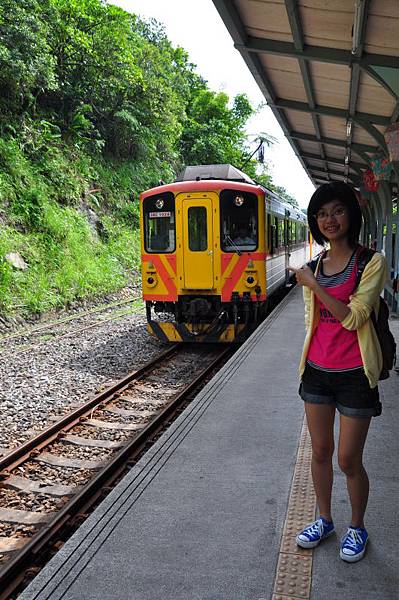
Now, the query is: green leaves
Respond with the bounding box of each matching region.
[0,0,270,175]
[0,0,57,115]
[0,0,283,314]
[180,87,255,168]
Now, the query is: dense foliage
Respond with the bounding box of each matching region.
[0,0,296,315]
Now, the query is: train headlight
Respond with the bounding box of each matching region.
[244,273,258,288]
[155,198,164,209]
[234,195,244,206]
[146,275,158,288]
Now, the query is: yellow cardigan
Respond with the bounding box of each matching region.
[299,252,388,389]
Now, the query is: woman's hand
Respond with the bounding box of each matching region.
[288,265,317,290]
[289,264,351,322]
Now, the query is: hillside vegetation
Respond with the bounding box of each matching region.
[0,0,291,316]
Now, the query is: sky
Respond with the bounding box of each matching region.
[110,0,315,208]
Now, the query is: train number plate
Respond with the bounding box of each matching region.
[149,211,171,218]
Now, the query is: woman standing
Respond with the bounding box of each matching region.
[289,182,387,562]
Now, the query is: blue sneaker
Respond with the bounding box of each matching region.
[296,517,335,549]
[340,527,368,562]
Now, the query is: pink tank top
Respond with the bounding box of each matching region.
[307,249,363,371]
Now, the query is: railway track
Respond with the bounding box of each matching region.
[0,297,143,357]
[0,343,235,599]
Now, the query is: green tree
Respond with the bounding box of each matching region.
[180,87,255,169]
[0,0,282,315]
[273,185,299,207]
[43,3,194,169]
[0,0,57,123]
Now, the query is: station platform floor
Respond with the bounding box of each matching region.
[19,286,399,600]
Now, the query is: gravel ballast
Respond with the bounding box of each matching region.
[0,304,164,454]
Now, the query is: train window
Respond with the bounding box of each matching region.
[274,217,278,250]
[277,219,284,247]
[220,189,258,252]
[188,207,207,251]
[290,222,296,245]
[265,212,274,254]
[143,192,175,253]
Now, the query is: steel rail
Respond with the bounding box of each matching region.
[0,344,179,474]
[0,297,142,343]
[2,307,142,357]
[0,345,233,599]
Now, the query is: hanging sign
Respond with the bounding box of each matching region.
[370,155,393,181]
[363,169,379,192]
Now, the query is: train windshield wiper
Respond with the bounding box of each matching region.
[225,234,242,256]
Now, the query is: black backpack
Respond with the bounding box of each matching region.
[308,247,397,380]
[355,248,397,380]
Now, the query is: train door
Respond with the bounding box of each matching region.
[284,216,290,283]
[181,198,214,289]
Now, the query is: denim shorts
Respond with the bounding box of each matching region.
[299,363,382,418]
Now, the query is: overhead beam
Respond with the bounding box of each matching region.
[284,0,330,177]
[314,177,332,184]
[352,116,388,152]
[346,1,370,180]
[212,0,318,186]
[301,152,365,171]
[363,65,399,100]
[309,167,356,180]
[391,100,399,123]
[274,98,390,126]
[349,65,362,116]
[239,37,399,70]
[354,148,372,166]
[351,0,369,59]
[212,0,388,187]
[346,63,361,178]
[313,177,360,187]
[289,131,378,154]
[313,176,362,184]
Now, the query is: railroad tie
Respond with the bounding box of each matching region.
[34,452,106,470]
[62,434,126,450]
[0,507,55,525]
[84,418,143,431]
[2,475,79,497]
[105,406,154,418]
[0,537,29,553]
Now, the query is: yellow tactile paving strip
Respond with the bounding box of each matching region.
[272,416,316,600]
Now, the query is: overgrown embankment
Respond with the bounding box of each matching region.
[0,0,283,317]
[0,133,144,314]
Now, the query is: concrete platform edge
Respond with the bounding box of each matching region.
[19,288,299,600]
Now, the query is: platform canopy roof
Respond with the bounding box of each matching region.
[212,0,399,192]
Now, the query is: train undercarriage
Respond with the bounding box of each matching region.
[145,293,269,343]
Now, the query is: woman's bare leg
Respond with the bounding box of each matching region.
[338,415,371,528]
[304,403,336,521]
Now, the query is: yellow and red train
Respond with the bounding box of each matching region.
[140,164,314,342]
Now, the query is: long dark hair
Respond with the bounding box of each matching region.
[307,182,362,247]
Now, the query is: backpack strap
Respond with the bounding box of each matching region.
[354,246,375,291]
[308,246,375,288]
[307,250,327,275]
[353,246,379,330]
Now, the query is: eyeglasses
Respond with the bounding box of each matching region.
[314,207,346,221]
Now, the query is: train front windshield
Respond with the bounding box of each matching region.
[143,192,175,253]
[220,189,258,252]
